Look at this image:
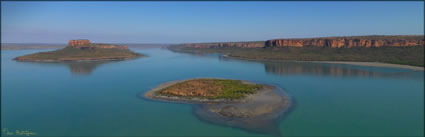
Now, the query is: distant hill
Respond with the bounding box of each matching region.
[169,35,425,67]
[174,35,424,48]
[122,43,170,49]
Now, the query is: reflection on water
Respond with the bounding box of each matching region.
[16,61,114,75]
[65,61,111,75]
[218,56,423,80]
[263,61,423,80]
[3,49,424,136]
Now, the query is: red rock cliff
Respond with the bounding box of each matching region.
[265,36,424,48]
[67,39,128,50]
[69,39,91,47]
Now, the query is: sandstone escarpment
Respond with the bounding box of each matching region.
[265,36,424,48]
[179,35,424,49]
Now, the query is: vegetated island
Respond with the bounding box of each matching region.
[13,39,144,61]
[168,35,424,69]
[143,78,291,136]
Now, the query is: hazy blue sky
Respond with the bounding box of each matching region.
[2,2,424,43]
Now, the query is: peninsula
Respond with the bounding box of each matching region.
[143,78,291,135]
[13,40,144,61]
[169,35,424,67]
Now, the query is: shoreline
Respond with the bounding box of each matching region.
[222,55,424,71]
[13,55,145,62]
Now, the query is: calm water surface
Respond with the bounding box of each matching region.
[2,48,424,136]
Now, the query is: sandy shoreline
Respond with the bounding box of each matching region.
[223,55,424,71]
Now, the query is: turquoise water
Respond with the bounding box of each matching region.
[2,48,424,136]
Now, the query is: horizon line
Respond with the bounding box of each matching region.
[2,34,424,45]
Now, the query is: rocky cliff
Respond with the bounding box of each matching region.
[68,40,128,50]
[69,39,91,47]
[179,35,424,48]
[266,35,424,48]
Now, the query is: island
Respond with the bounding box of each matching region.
[13,39,144,61]
[143,78,292,135]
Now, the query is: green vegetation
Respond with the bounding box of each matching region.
[156,79,263,99]
[170,45,425,67]
[14,46,143,61]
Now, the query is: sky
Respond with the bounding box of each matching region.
[1,2,424,44]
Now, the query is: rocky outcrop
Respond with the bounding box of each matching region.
[68,39,128,50]
[180,35,424,49]
[266,36,424,48]
[69,39,91,47]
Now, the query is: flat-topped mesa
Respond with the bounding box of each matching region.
[67,39,128,50]
[13,40,143,62]
[265,36,425,48]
